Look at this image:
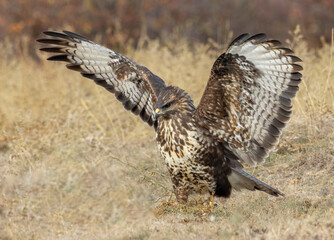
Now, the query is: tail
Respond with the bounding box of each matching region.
[227,167,284,197]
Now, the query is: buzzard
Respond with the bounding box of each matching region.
[37,31,302,203]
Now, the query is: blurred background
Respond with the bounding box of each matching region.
[1,0,333,58]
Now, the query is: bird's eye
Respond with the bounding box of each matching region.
[162,102,172,109]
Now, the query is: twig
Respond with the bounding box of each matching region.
[109,154,171,192]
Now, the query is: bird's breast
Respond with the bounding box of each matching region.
[155,117,221,195]
[156,118,205,168]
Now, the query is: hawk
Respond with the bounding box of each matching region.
[38,31,302,203]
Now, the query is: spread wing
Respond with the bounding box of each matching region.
[37,31,166,126]
[195,33,302,165]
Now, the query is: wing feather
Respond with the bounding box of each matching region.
[37,30,166,126]
[195,33,302,165]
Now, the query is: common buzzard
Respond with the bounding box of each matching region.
[38,31,302,203]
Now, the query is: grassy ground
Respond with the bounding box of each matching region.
[0,29,333,239]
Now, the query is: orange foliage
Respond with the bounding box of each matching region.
[1,0,333,57]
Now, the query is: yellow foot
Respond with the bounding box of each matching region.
[209,191,215,206]
[208,191,215,213]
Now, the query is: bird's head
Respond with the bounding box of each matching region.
[155,86,194,120]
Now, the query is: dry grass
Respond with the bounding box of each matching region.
[0,29,333,239]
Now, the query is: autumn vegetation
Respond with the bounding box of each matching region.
[0,0,334,239]
[1,0,334,56]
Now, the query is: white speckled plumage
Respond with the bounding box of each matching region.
[38,31,301,203]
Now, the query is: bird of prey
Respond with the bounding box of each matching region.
[37,31,302,203]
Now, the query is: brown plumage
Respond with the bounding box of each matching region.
[38,31,302,203]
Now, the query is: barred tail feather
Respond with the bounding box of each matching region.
[227,167,284,197]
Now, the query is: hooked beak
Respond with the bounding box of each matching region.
[155,108,161,119]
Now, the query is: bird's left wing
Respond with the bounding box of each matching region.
[194,33,302,165]
[37,31,166,126]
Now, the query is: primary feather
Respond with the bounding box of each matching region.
[38,31,166,126]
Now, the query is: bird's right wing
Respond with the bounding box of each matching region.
[195,33,302,165]
[37,30,166,126]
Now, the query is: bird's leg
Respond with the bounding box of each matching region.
[209,191,215,207]
[174,186,189,204]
